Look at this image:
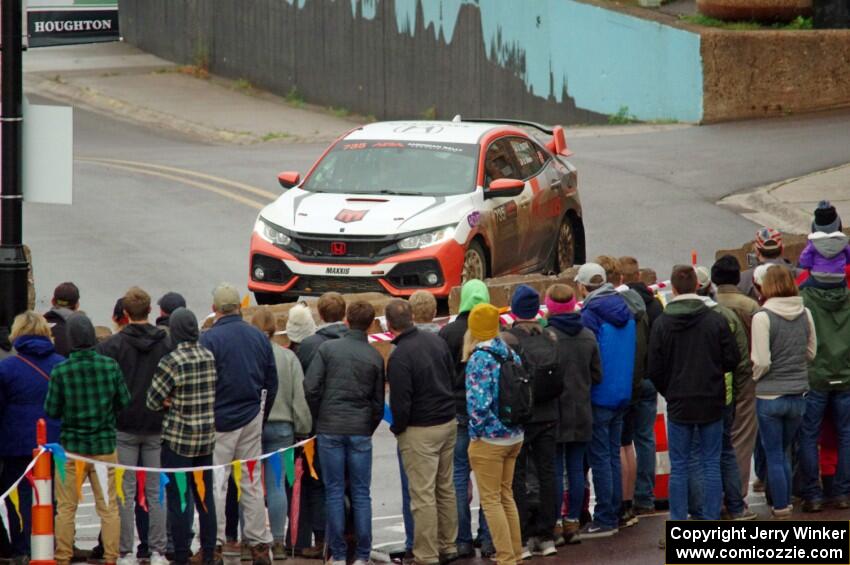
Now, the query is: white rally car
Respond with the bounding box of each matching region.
[249,118,585,302]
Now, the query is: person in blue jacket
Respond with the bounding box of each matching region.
[574,264,636,538]
[0,311,63,562]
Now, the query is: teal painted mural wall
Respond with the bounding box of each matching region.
[121,0,704,123]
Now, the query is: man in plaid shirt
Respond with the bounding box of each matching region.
[45,313,130,565]
[146,308,218,565]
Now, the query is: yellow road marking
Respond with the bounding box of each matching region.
[79,160,266,210]
[77,157,278,200]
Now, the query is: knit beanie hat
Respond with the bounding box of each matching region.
[169,307,199,346]
[67,313,96,351]
[468,304,500,341]
[511,285,540,320]
[813,200,842,233]
[286,303,317,344]
[711,255,741,286]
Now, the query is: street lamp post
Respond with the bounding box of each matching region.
[0,0,29,329]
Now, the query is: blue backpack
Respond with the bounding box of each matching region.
[591,319,636,409]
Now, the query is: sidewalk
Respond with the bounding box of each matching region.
[23,41,365,144]
[719,163,850,235]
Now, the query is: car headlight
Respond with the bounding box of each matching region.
[398,226,456,250]
[254,216,292,247]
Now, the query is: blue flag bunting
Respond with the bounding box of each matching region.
[159,472,170,504]
[383,403,393,425]
[269,452,283,491]
[44,443,67,483]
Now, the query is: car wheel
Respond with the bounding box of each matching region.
[556,217,577,273]
[462,241,487,283]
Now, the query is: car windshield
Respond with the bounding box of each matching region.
[302,140,478,196]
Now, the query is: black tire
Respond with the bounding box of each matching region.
[462,240,488,283]
[555,216,577,273]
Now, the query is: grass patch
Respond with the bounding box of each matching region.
[421,105,437,120]
[285,86,305,108]
[680,14,812,29]
[262,131,293,142]
[648,118,680,124]
[329,106,350,118]
[178,65,210,79]
[234,78,255,94]
[608,106,638,125]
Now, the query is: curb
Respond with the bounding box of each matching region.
[24,75,261,145]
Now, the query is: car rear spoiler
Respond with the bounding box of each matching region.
[456,117,573,157]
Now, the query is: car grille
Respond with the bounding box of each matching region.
[291,276,385,295]
[292,235,398,261]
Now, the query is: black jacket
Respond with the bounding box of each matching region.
[96,322,173,434]
[297,323,348,372]
[388,327,456,435]
[303,329,385,436]
[548,314,602,443]
[438,312,471,423]
[45,307,75,358]
[648,297,740,425]
[628,282,663,327]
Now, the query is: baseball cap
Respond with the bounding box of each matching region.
[574,263,607,287]
[755,227,783,251]
[695,266,712,289]
[53,282,80,308]
[212,283,240,310]
[158,291,187,315]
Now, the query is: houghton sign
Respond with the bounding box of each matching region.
[27,0,119,47]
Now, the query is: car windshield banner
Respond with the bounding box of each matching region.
[27,0,119,47]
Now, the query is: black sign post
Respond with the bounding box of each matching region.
[0,0,29,330]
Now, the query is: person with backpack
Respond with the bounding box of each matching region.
[574,263,636,538]
[546,285,601,545]
[501,285,561,558]
[465,303,526,565]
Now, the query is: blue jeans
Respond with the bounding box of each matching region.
[799,389,850,501]
[453,424,490,545]
[588,406,624,529]
[317,434,373,562]
[668,419,722,521]
[632,380,657,509]
[757,395,806,510]
[397,448,414,552]
[262,422,294,542]
[554,442,587,521]
[721,404,745,515]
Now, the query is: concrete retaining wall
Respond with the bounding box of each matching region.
[118,0,704,124]
[701,29,850,122]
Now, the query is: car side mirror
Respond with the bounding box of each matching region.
[278,171,301,189]
[484,178,525,199]
[545,126,574,158]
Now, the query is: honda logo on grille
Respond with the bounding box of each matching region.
[330,241,347,256]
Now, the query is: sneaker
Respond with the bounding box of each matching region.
[271,542,287,561]
[579,522,618,539]
[802,499,823,513]
[242,544,253,563]
[117,556,138,565]
[149,553,168,565]
[402,551,415,565]
[81,546,99,563]
[562,520,581,544]
[352,560,372,565]
[456,543,474,559]
[326,561,345,565]
[479,539,496,559]
[299,546,325,560]
[438,553,459,565]
[772,507,792,520]
[250,544,272,565]
[752,479,765,493]
[618,509,637,528]
[520,546,532,560]
[633,505,655,517]
[538,541,557,557]
[528,537,542,556]
[658,538,665,550]
[729,509,758,521]
[830,495,850,510]
[221,543,241,557]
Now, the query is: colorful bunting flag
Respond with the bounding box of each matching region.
[136,470,148,512]
[0,496,9,535]
[159,472,170,505]
[231,461,242,501]
[9,487,22,532]
[268,452,283,490]
[94,464,110,509]
[246,459,257,484]
[47,443,67,483]
[284,449,295,487]
[115,468,125,505]
[383,403,394,425]
[304,440,319,480]
[74,460,86,499]
[24,471,39,506]
[193,470,207,513]
[175,472,188,512]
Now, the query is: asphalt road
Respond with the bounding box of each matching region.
[24,97,850,555]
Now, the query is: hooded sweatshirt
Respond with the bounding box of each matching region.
[648,295,740,424]
[798,232,850,284]
[0,335,63,456]
[801,287,850,391]
[581,283,636,409]
[45,306,76,357]
[440,279,490,422]
[169,307,199,346]
[750,297,815,398]
[97,321,173,434]
[699,297,754,405]
[296,322,348,372]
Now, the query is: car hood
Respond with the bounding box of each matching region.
[262,188,476,235]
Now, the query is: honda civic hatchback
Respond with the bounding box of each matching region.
[249,117,585,303]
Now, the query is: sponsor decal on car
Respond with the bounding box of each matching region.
[467,211,481,228]
[334,209,369,223]
[325,267,351,275]
[493,201,518,223]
